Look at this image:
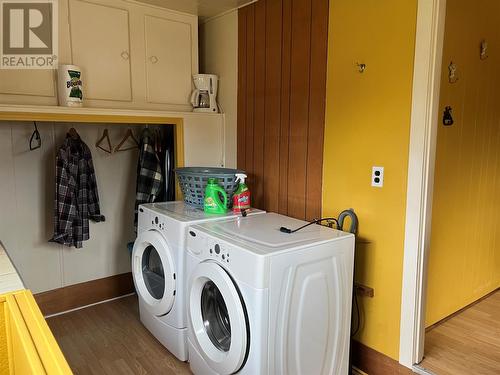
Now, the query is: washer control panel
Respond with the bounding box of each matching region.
[151,215,166,230]
[208,243,230,263]
[138,206,167,231]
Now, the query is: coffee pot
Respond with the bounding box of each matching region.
[190,74,218,113]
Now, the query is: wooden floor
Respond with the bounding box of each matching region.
[47,295,191,375]
[420,290,500,375]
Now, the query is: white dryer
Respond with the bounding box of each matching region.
[185,213,355,375]
[133,201,264,361]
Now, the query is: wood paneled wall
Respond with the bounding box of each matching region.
[237,0,329,220]
[426,0,500,326]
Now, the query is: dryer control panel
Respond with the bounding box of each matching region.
[187,230,231,264]
[186,227,269,288]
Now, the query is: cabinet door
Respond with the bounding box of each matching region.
[0,70,55,98]
[145,15,193,105]
[69,0,132,101]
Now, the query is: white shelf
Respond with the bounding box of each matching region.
[0,104,222,124]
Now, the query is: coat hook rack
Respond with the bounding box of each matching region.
[29,121,41,151]
[356,62,366,73]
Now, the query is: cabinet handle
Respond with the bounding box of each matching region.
[121,51,129,60]
[149,56,159,64]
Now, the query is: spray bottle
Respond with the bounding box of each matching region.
[232,173,251,213]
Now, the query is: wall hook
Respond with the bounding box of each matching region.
[443,106,454,126]
[448,61,458,83]
[356,63,366,73]
[480,39,488,60]
[30,121,41,151]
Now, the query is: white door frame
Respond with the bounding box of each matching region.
[399,0,447,368]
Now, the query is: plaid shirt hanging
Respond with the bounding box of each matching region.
[51,135,105,248]
[135,129,163,229]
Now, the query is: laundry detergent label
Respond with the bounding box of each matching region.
[205,197,217,209]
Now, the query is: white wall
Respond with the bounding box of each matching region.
[0,114,225,294]
[182,114,224,167]
[0,122,141,293]
[199,11,238,168]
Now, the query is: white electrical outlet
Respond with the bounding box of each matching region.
[372,166,384,187]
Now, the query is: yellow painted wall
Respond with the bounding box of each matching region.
[322,0,417,359]
[425,0,500,327]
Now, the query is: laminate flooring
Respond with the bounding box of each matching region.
[46,295,191,375]
[48,291,500,375]
[420,290,500,375]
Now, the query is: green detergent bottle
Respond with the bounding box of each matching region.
[204,178,228,214]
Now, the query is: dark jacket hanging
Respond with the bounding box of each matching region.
[134,128,163,229]
[51,135,105,248]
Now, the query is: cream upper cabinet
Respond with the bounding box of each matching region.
[0,0,70,105]
[0,0,198,110]
[0,70,56,100]
[69,0,132,102]
[144,15,194,105]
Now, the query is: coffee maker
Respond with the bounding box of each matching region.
[190,74,218,113]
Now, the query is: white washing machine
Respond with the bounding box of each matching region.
[132,201,264,361]
[185,213,355,375]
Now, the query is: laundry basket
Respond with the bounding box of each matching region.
[175,167,245,208]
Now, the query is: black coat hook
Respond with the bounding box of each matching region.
[30,122,41,150]
[443,106,454,126]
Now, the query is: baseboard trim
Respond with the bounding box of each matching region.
[425,287,499,332]
[412,364,437,375]
[44,293,136,318]
[351,340,413,375]
[34,272,135,316]
[352,366,368,375]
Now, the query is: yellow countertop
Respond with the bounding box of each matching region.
[0,242,72,374]
[0,242,24,295]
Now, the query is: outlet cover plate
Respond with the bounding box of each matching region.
[372,166,384,187]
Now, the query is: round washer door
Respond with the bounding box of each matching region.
[189,261,248,374]
[132,230,176,316]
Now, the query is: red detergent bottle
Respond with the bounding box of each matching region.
[232,173,251,213]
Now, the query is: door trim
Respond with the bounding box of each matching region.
[399,0,447,368]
